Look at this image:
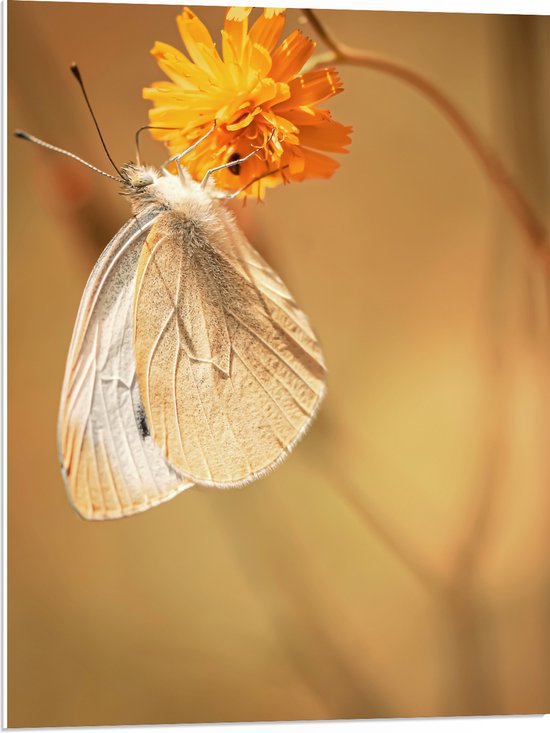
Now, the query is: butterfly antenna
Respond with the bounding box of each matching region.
[70,63,122,177]
[14,130,122,182]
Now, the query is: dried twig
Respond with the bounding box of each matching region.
[303,9,548,267]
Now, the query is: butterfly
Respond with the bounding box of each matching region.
[24,120,328,520]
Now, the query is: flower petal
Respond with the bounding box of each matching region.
[223,6,252,66]
[250,42,272,78]
[150,41,209,89]
[177,7,225,80]
[298,119,352,153]
[147,103,207,127]
[251,77,281,107]
[275,68,344,109]
[282,106,332,126]
[249,8,286,54]
[226,6,253,23]
[285,146,340,181]
[143,80,180,96]
[227,108,261,132]
[261,110,299,144]
[270,30,315,82]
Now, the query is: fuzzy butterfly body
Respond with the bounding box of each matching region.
[58,163,326,519]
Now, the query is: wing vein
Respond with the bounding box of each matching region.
[219,371,254,473]
[231,341,300,433]
[98,431,122,514]
[184,356,214,480]
[229,313,320,393]
[144,307,176,415]
[98,378,129,511]
[172,345,189,472]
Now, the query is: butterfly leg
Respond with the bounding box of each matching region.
[220,165,290,200]
[135,126,180,166]
[200,128,276,189]
[160,122,217,174]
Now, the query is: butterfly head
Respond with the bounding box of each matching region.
[120,162,158,189]
[119,162,164,211]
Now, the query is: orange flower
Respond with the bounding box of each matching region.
[143,6,351,198]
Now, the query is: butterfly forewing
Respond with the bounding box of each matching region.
[58,210,194,519]
[133,203,326,487]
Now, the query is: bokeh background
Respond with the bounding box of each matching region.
[7,0,550,726]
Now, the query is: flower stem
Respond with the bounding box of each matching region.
[303,9,548,264]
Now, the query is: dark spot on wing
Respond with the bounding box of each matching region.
[136,403,150,439]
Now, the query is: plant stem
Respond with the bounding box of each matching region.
[303,9,548,265]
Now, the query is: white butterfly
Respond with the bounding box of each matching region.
[18,122,326,520]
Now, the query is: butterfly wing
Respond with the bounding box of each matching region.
[58,209,194,520]
[133,204,326,487]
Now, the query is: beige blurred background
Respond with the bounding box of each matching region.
[7,0,550,726]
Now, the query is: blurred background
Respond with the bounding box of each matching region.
[7,1,550,726]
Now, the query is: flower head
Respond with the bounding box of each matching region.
[143,7,351,198]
